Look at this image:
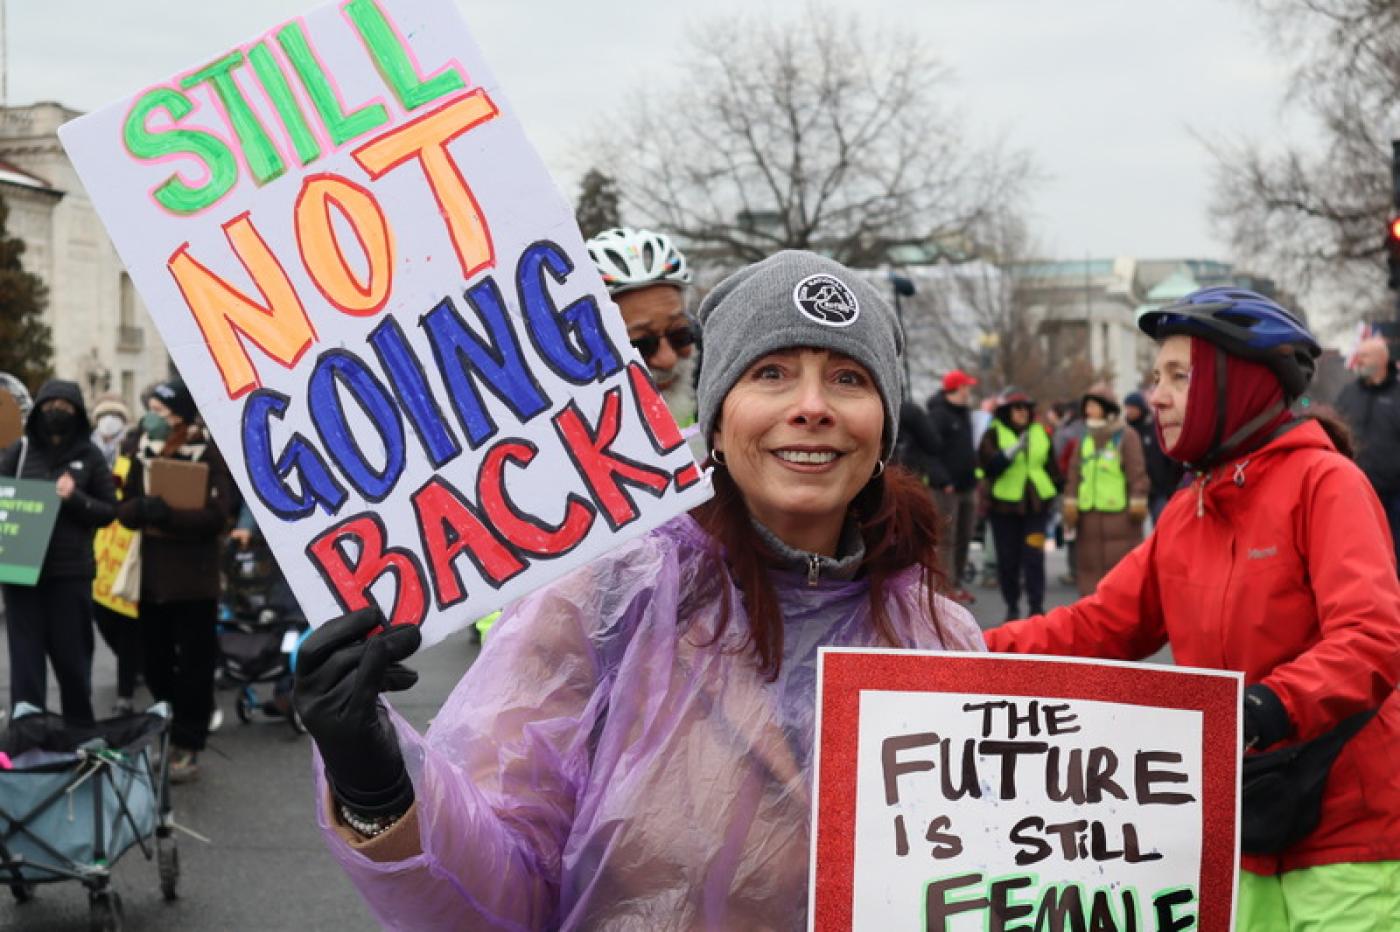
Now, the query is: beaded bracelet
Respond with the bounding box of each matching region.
[339,803,405,839]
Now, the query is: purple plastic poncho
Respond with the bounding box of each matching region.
[315,514,983,930]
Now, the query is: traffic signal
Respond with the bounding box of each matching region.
[1390,141,1400,290]
[1389,216,1400,290]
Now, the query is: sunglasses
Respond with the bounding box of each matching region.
[630,323,698,360]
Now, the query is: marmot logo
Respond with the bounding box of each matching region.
[792,274,859,327]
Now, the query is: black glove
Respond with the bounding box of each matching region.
[294,607,422,815]
[1242,683,1291,751]
[141,495,172,526]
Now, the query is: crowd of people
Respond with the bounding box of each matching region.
[4,224,1400,928]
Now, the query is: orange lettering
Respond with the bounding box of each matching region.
[295,173,394,316]
[167,213,318,399]
[353,90,499,280]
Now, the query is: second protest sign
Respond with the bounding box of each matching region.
[810,650,1241,932]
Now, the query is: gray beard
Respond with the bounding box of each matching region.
[657,353,697,425]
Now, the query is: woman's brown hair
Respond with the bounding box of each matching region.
[690,462,952,679]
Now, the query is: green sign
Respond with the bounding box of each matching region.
[0,478,61,585]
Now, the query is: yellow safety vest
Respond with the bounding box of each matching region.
[991,421,1056,502]
[1077,432,1127,513]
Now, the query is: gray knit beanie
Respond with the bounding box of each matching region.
[696,251,904,459]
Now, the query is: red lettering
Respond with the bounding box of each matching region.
[552,387,670,531]
[411,475,525,607]
[305,514,426,627]
[478,439,595,557]
[626,361,685,453]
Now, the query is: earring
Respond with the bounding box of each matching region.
[711,449,727,467]
[872,459,885,479]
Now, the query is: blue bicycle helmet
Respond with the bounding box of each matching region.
[1136,287,1321,400]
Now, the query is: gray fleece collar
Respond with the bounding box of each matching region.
[751,517,865,583]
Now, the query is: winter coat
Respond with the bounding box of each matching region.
[895,400,940,484]
[1066,421,1148,595]
[977,416,1063,515]
[986,420,1400,875]
[315,514,985,930]
[116,425,236,604]
[925,392,978,491]
[0,380,116,581]
[1127,413,1185,502]
[1335,365,1400,495]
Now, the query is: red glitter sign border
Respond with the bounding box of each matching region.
[811,651,1240,931]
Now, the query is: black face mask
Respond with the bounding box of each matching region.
[41,408,78,440]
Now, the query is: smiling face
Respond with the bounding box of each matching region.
[712,348,884,556]
[1149,335,1193,449]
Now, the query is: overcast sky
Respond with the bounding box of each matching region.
[7,0,1310,264]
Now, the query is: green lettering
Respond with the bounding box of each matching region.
[278,20,388,146]
[248,42,322,166]
[181,51,286,185]
[344,0,465,110]
[123,87,238,215]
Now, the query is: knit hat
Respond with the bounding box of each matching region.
[90,394,131,423]
[696,251,904,459]
[151,380,198,422]
[1123,391,1147,411]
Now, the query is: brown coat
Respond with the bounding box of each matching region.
[1067,420,1148,595]
[116,426,236,604]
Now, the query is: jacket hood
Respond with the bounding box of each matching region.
[26,379,92,438]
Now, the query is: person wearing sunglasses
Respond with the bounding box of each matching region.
[586,227,698,427]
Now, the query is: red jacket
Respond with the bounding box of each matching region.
[986,420,1400,875]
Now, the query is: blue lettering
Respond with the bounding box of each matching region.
[516,240,622,384]
[308,350,406,502]
[240,389,348,519]
[368,316,462,468]
[421,279,550,450]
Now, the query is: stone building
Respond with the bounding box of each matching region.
[0,102,170,413]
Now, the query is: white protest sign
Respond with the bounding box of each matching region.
[811,650,1242,932]
[58,0,709,645]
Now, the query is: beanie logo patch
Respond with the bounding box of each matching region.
[792,274,859,328]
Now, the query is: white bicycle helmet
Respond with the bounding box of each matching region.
[586,227,693,295]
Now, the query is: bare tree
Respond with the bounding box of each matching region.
[592,4,1031,268]
[1210,0,1400,318]
[901,215,1105,407]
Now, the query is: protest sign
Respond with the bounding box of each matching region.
[810,650,1241,932]
[0,478,62,585]
[93,455,139,617]
[58,0,709,644]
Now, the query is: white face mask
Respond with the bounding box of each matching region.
[96,414,126,439]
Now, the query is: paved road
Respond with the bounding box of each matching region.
[1,540,1163,930]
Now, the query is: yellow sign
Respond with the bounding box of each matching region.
[93,456,137,618]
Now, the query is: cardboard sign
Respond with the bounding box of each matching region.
[811,650,1241,932]
[0,478,62,585]
[148,458,210,510]
[58,0,709,644]
[0,390,21,449]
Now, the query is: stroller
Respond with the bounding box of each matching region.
[217,537,309,734]
[0,704,179,930]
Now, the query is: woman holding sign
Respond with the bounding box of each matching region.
[294,251,985,928]
[117,380,236,783]
[0,379,116,724]
[986,288,1400,930]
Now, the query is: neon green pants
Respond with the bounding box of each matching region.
[1238,862,1400,931]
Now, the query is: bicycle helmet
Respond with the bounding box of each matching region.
[586,227,693,295]
[1136,287,1321,400]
